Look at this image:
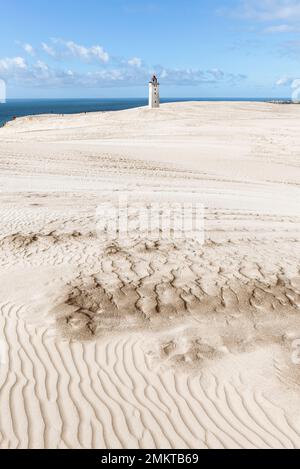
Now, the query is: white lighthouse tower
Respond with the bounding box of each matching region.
[149,75,160,109]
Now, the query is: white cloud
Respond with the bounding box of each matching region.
[22,43,35,55]
[128,57,142,67]
[91,45,109,63]
[0,57,27,71]
[35,60,49,71]
[42,39,109,63]
[64,41,109,62]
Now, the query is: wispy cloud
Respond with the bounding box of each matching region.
[157,67,246,86]
[128,57,142,68]
[264,23,300,32]
[42,42,56,57]
[276,75,293,85]
[225,0,300,21]
[279,39,300,56]
[122,2,161,14]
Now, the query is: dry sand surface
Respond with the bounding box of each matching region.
[1,101,300,449]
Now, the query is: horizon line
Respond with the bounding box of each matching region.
[3,96,291,101]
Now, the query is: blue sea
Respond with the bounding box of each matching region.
[0,98,290,128]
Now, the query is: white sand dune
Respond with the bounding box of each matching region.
[0,102,300,448]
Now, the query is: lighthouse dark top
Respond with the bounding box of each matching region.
[150,74,159,85]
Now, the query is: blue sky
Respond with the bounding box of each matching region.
[0,0,300,98]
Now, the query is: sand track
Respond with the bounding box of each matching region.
[1,299,300,449]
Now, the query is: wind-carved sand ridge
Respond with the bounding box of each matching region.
[1,102,300,448]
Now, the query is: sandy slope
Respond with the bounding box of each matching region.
[0,102,300,448]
